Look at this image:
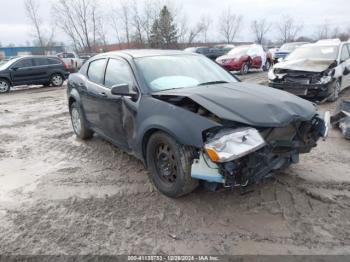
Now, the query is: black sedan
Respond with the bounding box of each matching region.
[67,50,328,197]
[0,55,69,93]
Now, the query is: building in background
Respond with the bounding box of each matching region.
[0,46,65,59]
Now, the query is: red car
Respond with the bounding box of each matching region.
[216,44,272,74]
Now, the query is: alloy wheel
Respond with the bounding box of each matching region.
[0,81,9,93]
[52,75,63,86]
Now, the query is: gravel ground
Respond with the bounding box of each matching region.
[0,72,350,255]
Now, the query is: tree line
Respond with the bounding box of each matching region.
[23,0,350,53]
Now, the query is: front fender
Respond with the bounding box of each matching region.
[136,96,221,156]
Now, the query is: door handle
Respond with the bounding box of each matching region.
[99,92,107,97]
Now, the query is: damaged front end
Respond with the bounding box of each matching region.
[191,114,329,190]
[268,68,337,100]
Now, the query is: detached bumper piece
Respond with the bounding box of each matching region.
[269,81,333,99]
[331,100,350,140]
[191,115,327,189]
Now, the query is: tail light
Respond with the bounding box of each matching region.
[59,58,69,70]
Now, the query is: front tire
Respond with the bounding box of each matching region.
[50,73,64,87]
[70,102,93,140]
[0,79,10,93]
[146,132,199,198]
[328,79,341,102]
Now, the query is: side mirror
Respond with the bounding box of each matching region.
[111,83,137,98]
[11,67,19,71]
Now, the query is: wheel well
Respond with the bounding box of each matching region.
[0,77,12,86]
[50,72,64,80]
[68,96,76,111]
[142,128,177,165]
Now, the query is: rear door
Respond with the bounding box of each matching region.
[32,57,50,83]
[339,44,350,89]
[10,58,35,85]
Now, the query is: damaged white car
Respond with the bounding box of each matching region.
[67,50,329,197]
[268,39,350,102]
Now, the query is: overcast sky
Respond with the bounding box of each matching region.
[0,0,349,46]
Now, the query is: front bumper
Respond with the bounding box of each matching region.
[268,80,335,99]
[191,115,328,188]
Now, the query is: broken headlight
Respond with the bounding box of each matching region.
[204,128,266,163]
[317,75,332,85]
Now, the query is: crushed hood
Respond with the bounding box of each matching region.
[274,59,336,73]
[154,82,316,127]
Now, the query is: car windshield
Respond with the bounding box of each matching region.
[135,55,237,91]
[0,57,21,70]
[228,46,250,57]
[285,45,339,61]
[279,43,306,52]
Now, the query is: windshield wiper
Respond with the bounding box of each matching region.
[198,80,229,86]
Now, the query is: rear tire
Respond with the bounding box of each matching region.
[146,132,199,198]
[240,62,249,75]
[328,79,341,102]
[70,102,93,140]
[0,79,10,93]
[50,73,64,87]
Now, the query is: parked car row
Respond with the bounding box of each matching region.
[184,45,234,60]
[0,55,69,93]
[215,44,272,74]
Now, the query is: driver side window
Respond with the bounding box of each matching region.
[104,59,134,88]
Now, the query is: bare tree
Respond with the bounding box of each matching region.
[131,0,145,44]
[24,0,54,52]
[315,20,331,40]
[218,8,243,44]
[141,0,162,45]
[119,1,132,47]
[187,20,206,45]
[200,16,211,43]
[251,19,271,44]
[52,0,103,52]
[110,14,123,45]
[276,16,303,43]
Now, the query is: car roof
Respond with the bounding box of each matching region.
[103,49,196,59]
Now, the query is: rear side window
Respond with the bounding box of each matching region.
[48,58,61,65]
[87,59,106,84]
[13,58,33,68]
[104,59,134,88]
[33,58,49,66]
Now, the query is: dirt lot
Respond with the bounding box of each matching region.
[1,71,350,255]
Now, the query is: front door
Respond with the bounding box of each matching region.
[10,58,35,85]
[98,58,137,148]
